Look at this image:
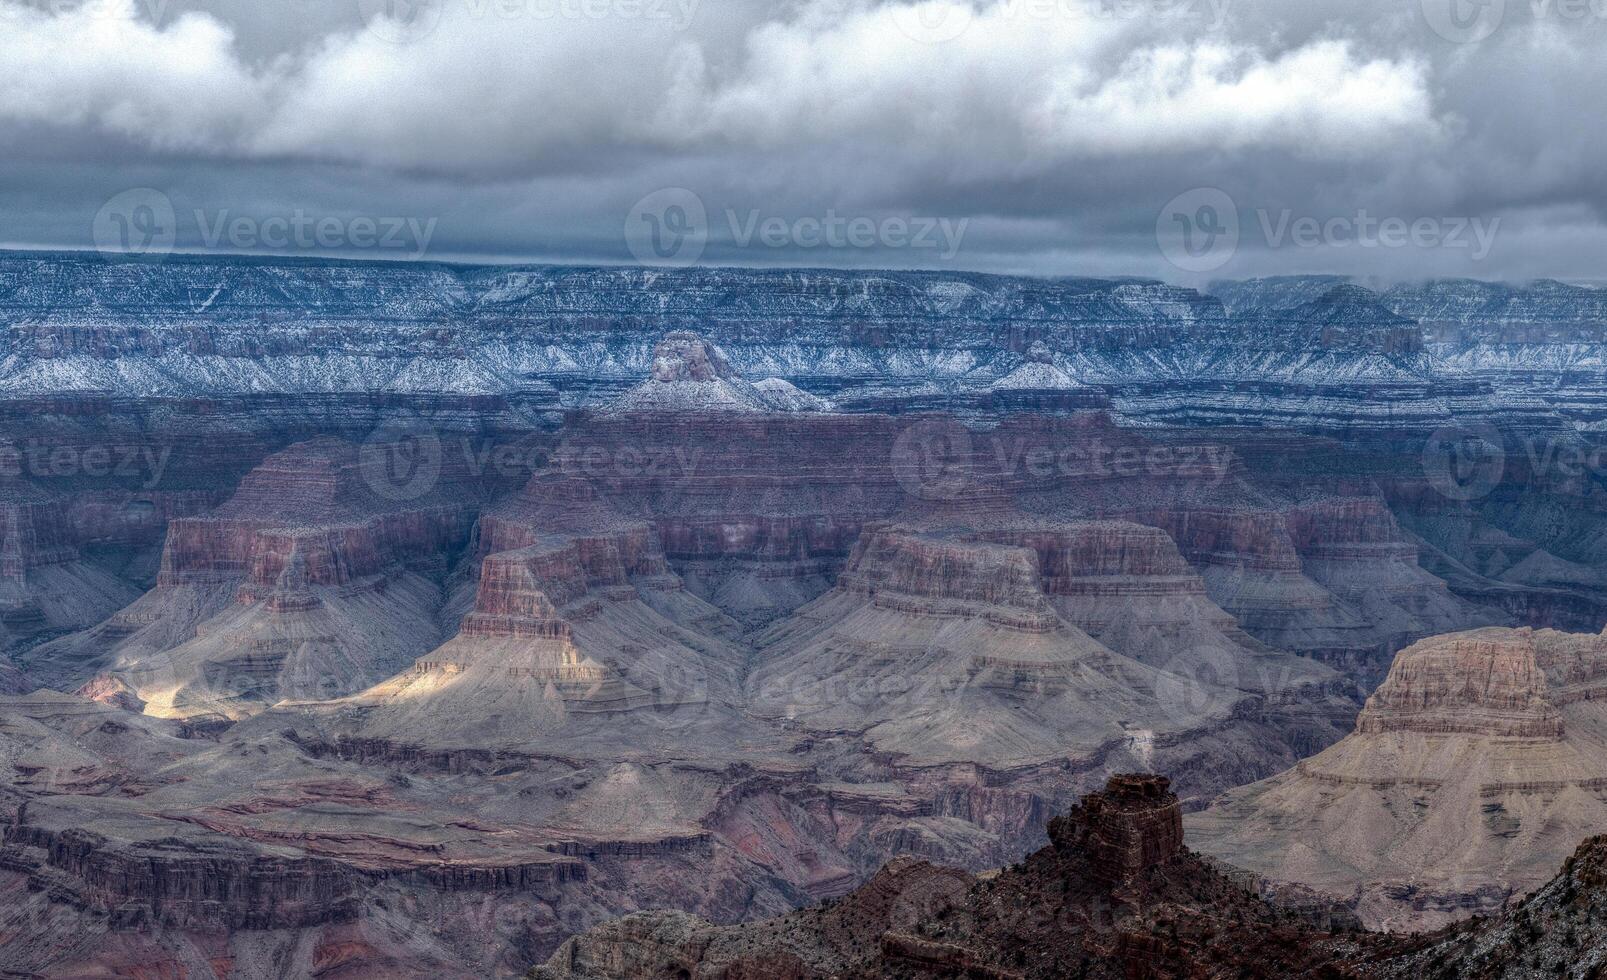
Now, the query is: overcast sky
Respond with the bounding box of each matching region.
[1,0,1603,283]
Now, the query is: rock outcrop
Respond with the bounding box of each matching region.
[533,771,1607,979]
[1189,625,1607,930]
[21,439,480,720]
[530,774,1406,979]
[1047,773,1185,889]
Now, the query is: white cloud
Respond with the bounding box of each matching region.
[0,3,274,151]
[1,0,1605,278]
[0,0,1440,175]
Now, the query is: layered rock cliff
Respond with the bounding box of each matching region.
[1189,625,1607,930]
[20,438,481,720]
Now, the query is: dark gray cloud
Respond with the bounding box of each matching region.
[1,0,1603,282]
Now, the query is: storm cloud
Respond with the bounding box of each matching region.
[1,0,1603,282]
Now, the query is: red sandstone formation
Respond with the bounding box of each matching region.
[1048,773,1186,889]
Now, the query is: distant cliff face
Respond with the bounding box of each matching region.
[8,253,1607,437]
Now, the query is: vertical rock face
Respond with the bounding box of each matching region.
[837,530,1060,624]
[1189,625,1607,930]
[0,475,146,655]
[313,466,755,747]
[21,439,480,720]
[160,436,480,593]
[1357,628,1562,737]
[747,524,1195,771]
[1049,774,1184,888]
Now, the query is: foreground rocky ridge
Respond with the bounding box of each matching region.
[533,773,1607,979]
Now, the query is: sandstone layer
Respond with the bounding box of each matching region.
[1189,624,1607,930]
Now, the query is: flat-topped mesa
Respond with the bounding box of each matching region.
[158,438,477,594]
[974,522,1205,598]
[1049,774,1184,888]
[1357,627,1565,738]
[837,530,1060,631]
[457,541,608,640]
[1124,508,1304,574]
[1187,623,1607,931]
[473,473,672,581]
[1284,498,1419,563]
